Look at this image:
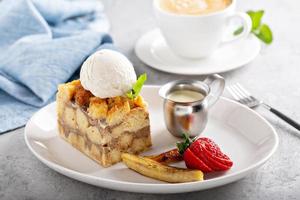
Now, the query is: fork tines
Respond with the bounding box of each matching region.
[227,83,260,108]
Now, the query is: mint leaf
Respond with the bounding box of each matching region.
[255,24,273,44]
[133,73,147,95]
[126,91,134,99]
[247,10,264,30]
[176,133,192,155]
[234,26,244,36]
[233,9,273,45]
[126,73,147,99]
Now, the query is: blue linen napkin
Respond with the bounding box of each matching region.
[0,0,113,133]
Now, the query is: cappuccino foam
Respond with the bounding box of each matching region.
[159,0,231,15]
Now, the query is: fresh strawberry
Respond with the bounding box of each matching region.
[190,138,233,169]
[177,133,233,173]
[189,141,228,171]
[200,137,230,160]
[200,140,233,167]
[183,148,213,173]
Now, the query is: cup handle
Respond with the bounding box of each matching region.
[203,74,225,108]
[222,11,252,43]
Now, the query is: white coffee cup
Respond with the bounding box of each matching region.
[153,0,252,58]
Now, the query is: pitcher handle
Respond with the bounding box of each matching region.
[203,74,225,108]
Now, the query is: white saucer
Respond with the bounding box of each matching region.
[135,29,261,75]
[25,86,278,194]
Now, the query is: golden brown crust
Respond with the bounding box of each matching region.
[60,80,147,120]
[88,97,108,119]
[74,85,93,107]
[134,95,147,108]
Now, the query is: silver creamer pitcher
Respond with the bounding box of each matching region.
[159,74,225,138]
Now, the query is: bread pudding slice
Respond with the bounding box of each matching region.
[56,80,152,167]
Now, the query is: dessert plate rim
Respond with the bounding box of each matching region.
[24,85,278,193]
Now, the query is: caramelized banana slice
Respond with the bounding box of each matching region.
[122,153,203,183]
[146,148,183,164]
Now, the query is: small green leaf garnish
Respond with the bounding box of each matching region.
[233,27,244,36]
[247,10,264,30]
[233,10,273,44]
[255,24,273,44]
[176,133,193,154]
[126,73,147,99]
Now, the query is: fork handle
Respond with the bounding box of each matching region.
[265,104,300,131]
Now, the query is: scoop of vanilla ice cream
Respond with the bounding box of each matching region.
[80,49,137,98]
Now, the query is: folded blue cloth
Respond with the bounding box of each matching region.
[0,0,113,133]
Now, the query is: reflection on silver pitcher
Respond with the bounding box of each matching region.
[159,74,225,138]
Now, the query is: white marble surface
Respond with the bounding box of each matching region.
[1,0,300,199]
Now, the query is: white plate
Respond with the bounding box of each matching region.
[135,29,261,75]
[25,86,278,194]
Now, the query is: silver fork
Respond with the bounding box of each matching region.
[227,83,300,131]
